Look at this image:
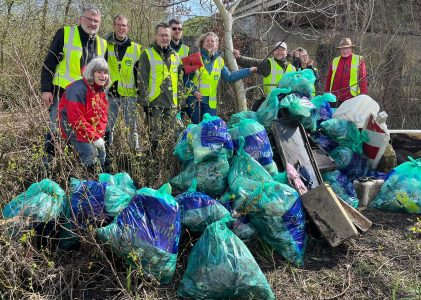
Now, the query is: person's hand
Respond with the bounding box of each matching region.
[307,60,314,67]
[250,67,257,73]
[41,92,53,106]
[93,138,105,149]
[233,48,240,58]
[194,91,203,101]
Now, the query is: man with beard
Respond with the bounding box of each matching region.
[40,5,107,163]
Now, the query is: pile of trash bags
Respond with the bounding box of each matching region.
[3,68,420,298]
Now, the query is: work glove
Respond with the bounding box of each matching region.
[93,138,105,149]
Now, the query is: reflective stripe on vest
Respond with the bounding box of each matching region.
[192,56,224,109]
[145,48,180,105]
[177,44,190,59]
[263,58,295,95]
[108,42,141,97]
[52,26,107,89]
[329,54,361,96]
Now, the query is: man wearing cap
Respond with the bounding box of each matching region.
[234,41,296,96]
[325,37,368,106]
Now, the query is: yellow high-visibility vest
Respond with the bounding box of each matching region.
[108,42,141,97]
[144,47,180,105]
[263,58,296,95]
[329,54,362,96]
[52,26,107,89]
[177,44,190,59]
[191,56,224,109]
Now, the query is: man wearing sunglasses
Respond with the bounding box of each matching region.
[40,5,107,165]
[169,19,190,59]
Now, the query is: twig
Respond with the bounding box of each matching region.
[322,264,352,300]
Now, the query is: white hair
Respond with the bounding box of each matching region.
[82,5,101,17]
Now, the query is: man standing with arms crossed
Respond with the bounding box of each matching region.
[40,5,107,163]
[138,23,182,154]
[106,15,141,151]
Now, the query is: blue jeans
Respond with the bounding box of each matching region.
[70,140,106,167]
[107,96,140,149]
[185,96,217,124]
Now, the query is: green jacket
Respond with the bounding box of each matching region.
[138,42,183,108]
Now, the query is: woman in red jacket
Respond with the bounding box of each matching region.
[59,57,110,170]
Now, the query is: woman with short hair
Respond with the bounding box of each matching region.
[58,57,110,170]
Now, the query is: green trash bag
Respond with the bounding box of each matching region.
[2,179,65,222]
[278,69,316,98]
[173,123,196,162]
[175,180,231,232]
[256,87,290,126]
[99,173,137,216]
[370,157,421,213]
[191,113,233,163]
[170,153,230,198]
[279,93,318,132]
[177,218,275,300]
[228,142,307,266]
[273,171,288,184]
[228,111,259,126]
[97,183,181,284]
[320,118,369,154]
[229,118,278,176]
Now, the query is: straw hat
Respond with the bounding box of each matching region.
[336,37,355,49]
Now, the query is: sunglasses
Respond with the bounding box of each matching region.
[172,27,183,31]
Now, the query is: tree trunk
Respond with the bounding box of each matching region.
[214,0,248,112]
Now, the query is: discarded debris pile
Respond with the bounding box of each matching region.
[2,69,420,296]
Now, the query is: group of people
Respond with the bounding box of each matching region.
[40,5,368,172]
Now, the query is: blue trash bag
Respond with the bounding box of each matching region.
[370,157,421,213]
[228,111,259,126]
[322,171,359,208]
[229,118,278,176]
[170,153,230,198]
[175,180,231,232]
[278,69,316,98]
[311,93,336,124]
[191,113,233,163]
[2,179,65,222]
[173,123,196,162]
[280,93,318,132]
[311,132,339,153]
[228,142,307,265]
[320,118,369,154]
[177,218,275,300]
[68,178,111,228]
[99,173,137,216]
[256,88,291,126]
[97,183,181,284]
[331,146,368,181]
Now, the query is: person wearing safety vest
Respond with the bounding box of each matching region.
[40,5,107,163]
[233,41,296,110]
[169,19,190,59]
[105,15,141,152]
[325,37,368,106]
[184,32,256,124]
[137,23,183,153]
[294,48,320,97]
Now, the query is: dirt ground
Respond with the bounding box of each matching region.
[0,209,419,300]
